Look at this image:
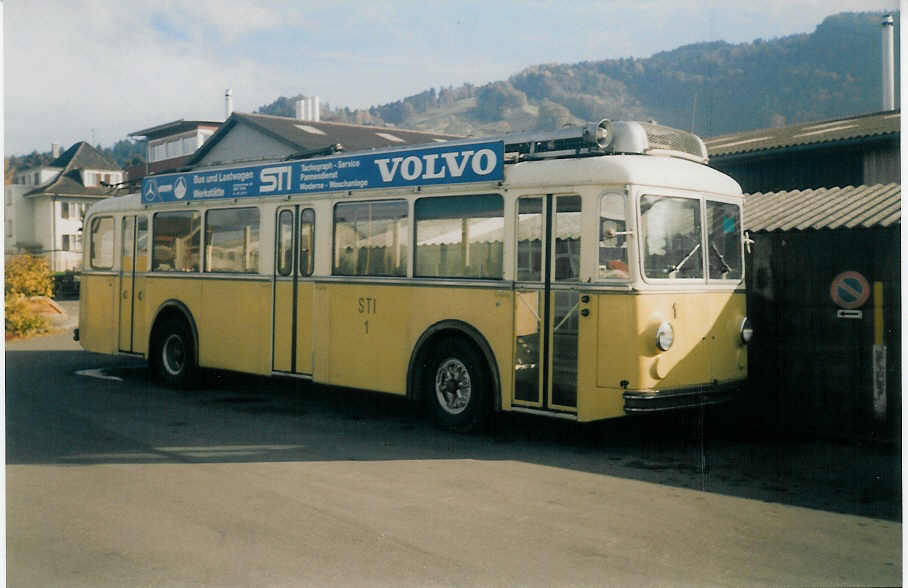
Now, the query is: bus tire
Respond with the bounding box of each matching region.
[151,317,196,388]
[425,337,490,432]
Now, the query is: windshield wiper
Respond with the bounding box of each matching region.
[667,242,700,275]
[710,243,733,274]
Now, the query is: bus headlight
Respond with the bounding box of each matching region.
[739,317,753,344]
[656,321,674,351]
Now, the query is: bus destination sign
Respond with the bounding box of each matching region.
[141,140,505,204]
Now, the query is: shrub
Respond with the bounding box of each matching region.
[5,255,54,338]
[5,255,54,297]
[5,293,49,337]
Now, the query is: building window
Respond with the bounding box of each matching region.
[204,207,260,273]
[90,216,114,269]
[152,210,200,272]
[333,200,408,277]
[62,234,82,251]
[151,142,166,162]
[7,220,13,238]
[414,194,504,279]
[182,136,196,156]
[61,202,69,219]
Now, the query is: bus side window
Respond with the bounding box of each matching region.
[599,193,629,280]
[205,207,260,273]
[299,208,315,277]
[554,195,581,282]
[152,211,201,272]
[516,197,543,282]
[333,200,408,277]
[414,194,503,279]
[89,216,114,269]
[136,216,149,272]
[277,210,293,276]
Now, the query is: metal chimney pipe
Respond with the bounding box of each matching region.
[313,96,320,122]
[295,97,304,119]
[882,15,895,111]
[225,89,234,119]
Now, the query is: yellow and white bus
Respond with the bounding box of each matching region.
[77,120,751,430]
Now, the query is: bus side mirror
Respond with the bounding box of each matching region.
[743,231,755,254]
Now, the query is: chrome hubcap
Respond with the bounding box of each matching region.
[162,333,186,376]
[435,358,471,415]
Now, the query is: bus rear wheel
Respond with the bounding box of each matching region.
[151,317,196,388]
[425,338,489,432]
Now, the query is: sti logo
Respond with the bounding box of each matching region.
[374,148,499,183]
[260,166,292,193]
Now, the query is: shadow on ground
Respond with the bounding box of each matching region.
[6,345,901,522]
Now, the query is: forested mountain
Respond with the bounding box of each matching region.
[260,11,900,138]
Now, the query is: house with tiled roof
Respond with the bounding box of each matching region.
[185,111,463,169]
[5,142,125,272]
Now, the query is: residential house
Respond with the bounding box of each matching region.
[5,142,124,272]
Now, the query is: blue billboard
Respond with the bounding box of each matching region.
[142,140,504,204]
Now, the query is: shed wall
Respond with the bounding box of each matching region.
[743,226,901,440]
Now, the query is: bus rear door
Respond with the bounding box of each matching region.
[273,206,315,375]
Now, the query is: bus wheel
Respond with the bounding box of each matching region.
[152,317,196,388]
[426,338,489,432]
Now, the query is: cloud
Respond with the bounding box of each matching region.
[5,1,304,153]
[4,0,900,155]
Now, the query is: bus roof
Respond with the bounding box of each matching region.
[90,152,740,218]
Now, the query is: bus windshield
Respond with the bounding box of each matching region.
[640,195,743,281]
[640,195,703,279]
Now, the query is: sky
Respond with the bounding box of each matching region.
[3,0,902,156]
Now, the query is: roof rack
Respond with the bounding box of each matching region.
[499,119,709,164]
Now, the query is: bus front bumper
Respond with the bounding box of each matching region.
[623,380,741,414]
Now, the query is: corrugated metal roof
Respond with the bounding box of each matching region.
[705,110,900,157]
[743,183,901,232]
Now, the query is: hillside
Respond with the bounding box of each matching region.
[261,11,900,138]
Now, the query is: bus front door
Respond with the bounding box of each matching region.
[272,207,315,375]
[513,194,581,414]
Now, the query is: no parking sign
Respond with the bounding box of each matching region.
[829,271,870,309]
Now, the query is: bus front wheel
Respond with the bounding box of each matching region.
[151,317,196,388]
[425,338,489,432]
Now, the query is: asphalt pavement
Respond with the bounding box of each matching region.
[4,308,903,587]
